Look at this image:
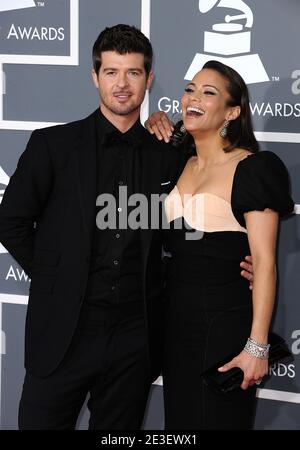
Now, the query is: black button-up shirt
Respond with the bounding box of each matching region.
[84,110,144,307]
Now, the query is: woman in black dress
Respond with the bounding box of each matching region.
[146,60,294,429]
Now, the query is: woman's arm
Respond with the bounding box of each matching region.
[218,209,279,389]
[246,209,278,343]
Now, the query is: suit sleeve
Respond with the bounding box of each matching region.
[0,129,54,277]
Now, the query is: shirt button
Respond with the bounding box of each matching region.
[111,286,116,291]
[115,233,120,239]
[113,260,119,266]
[118,180,124,186]
[117,207,122,212]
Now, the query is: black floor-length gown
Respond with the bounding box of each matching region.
[163,151,294,429]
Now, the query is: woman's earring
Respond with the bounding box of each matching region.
[180,124,186,133]
[220,119,230,138]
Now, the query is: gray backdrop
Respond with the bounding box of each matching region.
[0,0,299,430]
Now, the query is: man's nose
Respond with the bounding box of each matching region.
[116,74,129,88]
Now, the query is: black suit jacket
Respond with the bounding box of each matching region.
[0,110,185,379]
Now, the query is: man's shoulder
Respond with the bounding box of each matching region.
[28,111,97,167]
[34,110,96,140]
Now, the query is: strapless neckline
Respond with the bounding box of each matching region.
[164,185,247,233]
[173,185,231,207]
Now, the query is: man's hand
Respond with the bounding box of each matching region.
[240,255,253,289]
[144,111,174,143]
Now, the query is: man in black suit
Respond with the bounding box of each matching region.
[0,24,184,429]
[0,24,252,430]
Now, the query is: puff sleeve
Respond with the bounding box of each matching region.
[231,151,294,228]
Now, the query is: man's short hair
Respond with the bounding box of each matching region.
[92,24,153,76]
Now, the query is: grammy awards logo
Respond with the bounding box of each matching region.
[0,165,10,254]
[0,0,36,13]
[185,0,269,84]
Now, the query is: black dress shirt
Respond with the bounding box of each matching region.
[84,110,144,307]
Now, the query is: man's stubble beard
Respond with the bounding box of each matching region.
[109,104,140,116]
[101,97,143,117]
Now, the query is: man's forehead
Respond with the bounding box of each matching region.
[100,50,145,64]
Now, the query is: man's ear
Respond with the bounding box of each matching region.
[91,69,99,89]
[146,70,154,90]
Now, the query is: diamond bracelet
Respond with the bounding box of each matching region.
[244,337,270,359]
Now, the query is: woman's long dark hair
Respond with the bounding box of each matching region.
[170,60,259,155]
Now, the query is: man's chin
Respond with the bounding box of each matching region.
[111,106,139,116]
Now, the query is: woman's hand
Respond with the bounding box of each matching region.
[144,111,174,143]
[240,255,253,289]
[218,350,269,390]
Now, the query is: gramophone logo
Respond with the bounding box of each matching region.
[0,0,36,13]
[185,0,269,84]
[0,165,10,254]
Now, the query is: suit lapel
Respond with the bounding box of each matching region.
[140,137,162,198]
[75,110,98,253]
[139,135,162,269]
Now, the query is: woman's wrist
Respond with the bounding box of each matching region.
[244,337,270,359]
[249,335,268,346]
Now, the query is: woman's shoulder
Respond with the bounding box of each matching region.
[236,150,286,171]
[231,150,294,226]
[234,150,291,191]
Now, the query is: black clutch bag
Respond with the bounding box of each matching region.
[201,332,292,395]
